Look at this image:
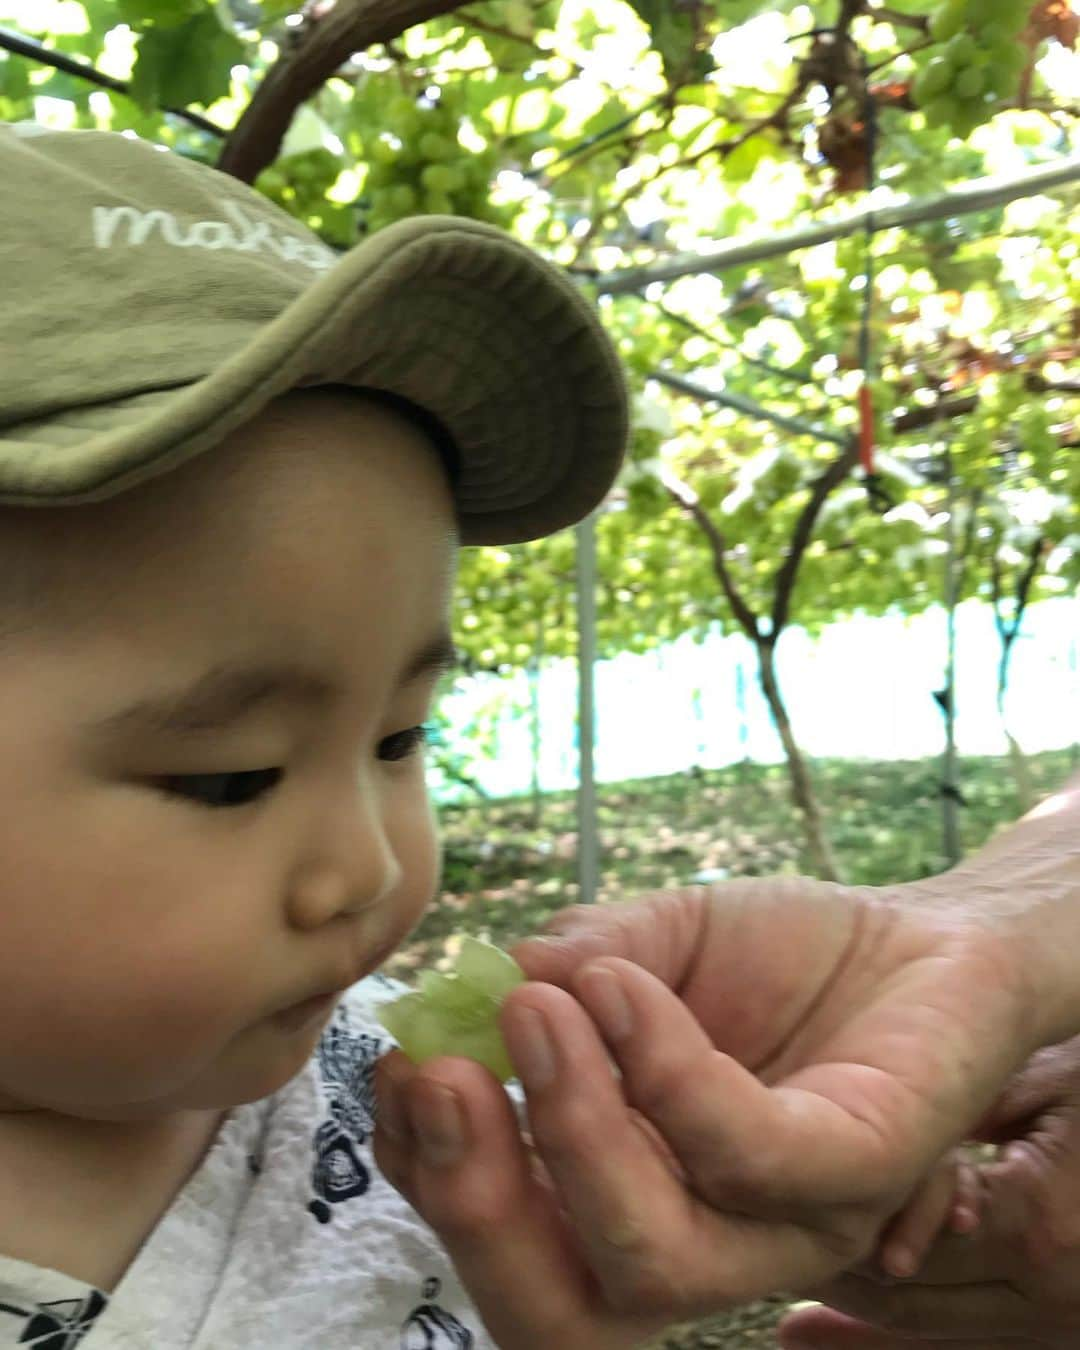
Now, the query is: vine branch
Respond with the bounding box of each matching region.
[662,475,761,639]
[217,0,462,182]
[771,438,859,635]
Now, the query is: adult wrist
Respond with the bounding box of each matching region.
[914,774,1080,1051]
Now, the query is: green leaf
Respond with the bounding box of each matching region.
[625,0,714,84]
[117,0,203,29]
[723,133,775,183]
[129,7,244,109]
[0,54,32,103]
[257,0,301,18]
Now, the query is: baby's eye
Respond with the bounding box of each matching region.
[157,768,283,809]
[377,725,430,763]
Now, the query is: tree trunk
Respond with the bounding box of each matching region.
[1006,730,1034,815]
[991,534,1045,819]
[756,638,840,882]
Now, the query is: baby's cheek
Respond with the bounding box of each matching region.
[389,792,441,936]
[0,945,246,1112]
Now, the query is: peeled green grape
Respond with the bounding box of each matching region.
[377,938,526,1082]
[454,936,527,999]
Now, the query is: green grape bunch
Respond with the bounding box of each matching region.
[362,85,511,236]
[911,0,1034,138]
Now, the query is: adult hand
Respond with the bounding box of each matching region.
[372,872,1044,1349]
[776,1033,1080,1349]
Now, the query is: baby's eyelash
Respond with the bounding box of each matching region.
[157,767,283,809]
[155,725,430,809]
[377,724,430,762]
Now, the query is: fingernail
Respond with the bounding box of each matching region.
[512,1007,557,1091]
[581,964,634,1041]
[413,1084,467,1168]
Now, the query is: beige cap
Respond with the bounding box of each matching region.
[0,122,628,544]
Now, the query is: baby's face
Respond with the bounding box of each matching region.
[0,389,456,1121]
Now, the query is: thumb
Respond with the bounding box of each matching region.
[777,1305,895,1349]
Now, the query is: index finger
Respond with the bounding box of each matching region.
[511,889,707,991]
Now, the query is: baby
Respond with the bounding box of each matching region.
[0,120,627,1348]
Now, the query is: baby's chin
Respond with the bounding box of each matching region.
[1,998,340,1124]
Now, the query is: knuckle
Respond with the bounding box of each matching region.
[687,1125,781,1204]
[543,905,596,935]
[626,1049,691,1118]
[535,1096,607,1159]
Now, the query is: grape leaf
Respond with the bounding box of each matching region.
[0,54,31,102]
[117,0,204,29]
[625,0,714,85]
[129,8,245,110]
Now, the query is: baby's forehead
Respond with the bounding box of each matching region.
[0,390,457,646]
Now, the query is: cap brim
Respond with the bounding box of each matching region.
[0,216,627,544]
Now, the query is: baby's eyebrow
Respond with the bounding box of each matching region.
[84,632,457,740]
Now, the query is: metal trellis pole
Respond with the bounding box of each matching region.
[942,448,962,867]
[576,514,599,905]
[593,153,1080,295]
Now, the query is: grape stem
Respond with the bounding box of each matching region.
[865,37,935,77]
[869,5,931,32]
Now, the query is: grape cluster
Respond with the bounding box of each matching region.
[363,87,508,235]
[912,0,1032,138]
